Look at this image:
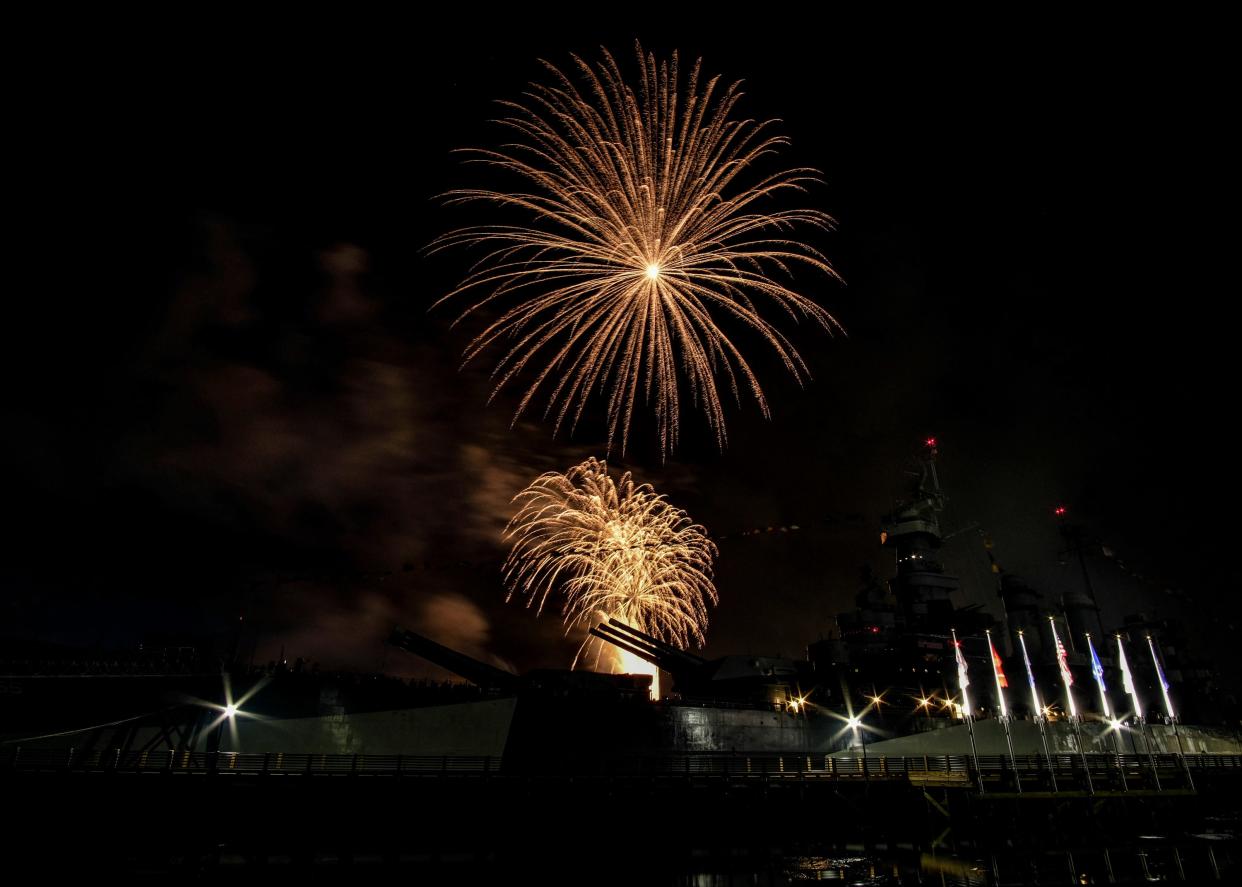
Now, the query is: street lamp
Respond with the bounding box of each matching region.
[846,714,867,769]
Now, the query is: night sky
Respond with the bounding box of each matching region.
[5,17,1236,683]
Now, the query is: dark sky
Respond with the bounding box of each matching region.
[5,16,1237,680]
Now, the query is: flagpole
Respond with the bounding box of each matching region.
[1118,634,1160,791]
[987,629,1021,793]
[1086,632,1127,791]
[1051,616,1093,794]
[1019,630,1057,792]
[1148,634,1193,791]
[953,628,984,793]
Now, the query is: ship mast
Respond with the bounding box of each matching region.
[879,437,960,632]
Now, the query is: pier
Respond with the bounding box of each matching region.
[5,747,1238,882]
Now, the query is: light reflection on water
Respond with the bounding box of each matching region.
[679,852,988,886]
[676,841,1223,885]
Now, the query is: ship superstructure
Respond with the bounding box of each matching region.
[808,439,995,710]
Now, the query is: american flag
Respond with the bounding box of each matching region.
[1054,631,1074,688]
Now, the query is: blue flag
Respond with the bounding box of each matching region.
[1089,638,1106,688]
[1021,637,1037,689]
[1087,635,1111,718]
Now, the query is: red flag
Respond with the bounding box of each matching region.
[990,637,1009,688]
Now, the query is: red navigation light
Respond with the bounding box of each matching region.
[1054,506,1067,517]
[925,437,937,448]
[869,626,880,634]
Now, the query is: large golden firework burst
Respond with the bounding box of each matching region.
[432,44,842,455]
[503,457,717,669]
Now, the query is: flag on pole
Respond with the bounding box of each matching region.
[1019,632,1037,690]
[1049,617,1077,718]
[1054,631,1073,688]
[1118,639,1135,695]
[1087,634,1111,719]
[1147,636,1175,721]
[1151,643,1170,692]
[1089,637,1106,688]
[1018,631,1044,720]
[951,628,971,719]
[989,635,1009,688]
[986,630,1009,718]
[1117,635,1143,720]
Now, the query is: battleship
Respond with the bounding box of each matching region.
[5,439,1238,767]
[8,440,1242,885]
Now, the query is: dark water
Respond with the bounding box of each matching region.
[4,767,1237,884]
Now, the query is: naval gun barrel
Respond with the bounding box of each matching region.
[589,619,706,674]
[388,627,520,692]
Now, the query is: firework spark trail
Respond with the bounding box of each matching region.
[432,44,842,456]
[503,458,717,686]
